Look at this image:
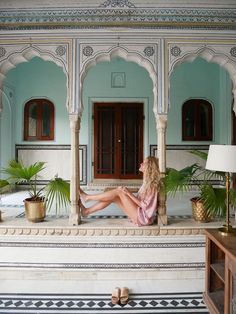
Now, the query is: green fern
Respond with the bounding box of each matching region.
[2,160,45,198]
[165,150,236,219]
[1,160,70,214]
[0,179,9,190]
[45,177,70,213]
[200,184,226,217]
[164,164,199,197]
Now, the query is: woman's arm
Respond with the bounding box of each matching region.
[119,186,142,207]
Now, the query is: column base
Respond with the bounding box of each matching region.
[157,214,168,226]
[69,212,81,226]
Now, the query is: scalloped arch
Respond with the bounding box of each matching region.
[80,46,157,114]
[0,46,69,111]
[169,47,236,113]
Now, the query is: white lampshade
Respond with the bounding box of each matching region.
[206,145,236,173]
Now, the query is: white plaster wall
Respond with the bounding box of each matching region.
[0,234,205,294]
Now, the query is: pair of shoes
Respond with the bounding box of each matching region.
[111,287,129,305]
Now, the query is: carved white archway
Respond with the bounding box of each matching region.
[169,45,236,114]
[0,44,69,111]
[79,45,158,115]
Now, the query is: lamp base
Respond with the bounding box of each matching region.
[218,225,236,236]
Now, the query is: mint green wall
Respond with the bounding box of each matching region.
[1,56,233,179]
[168,57,232,144]
[4,57,69,145]
[82,58,155,158]
[0,84,15,174]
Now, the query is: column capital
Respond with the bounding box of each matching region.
[155,114,167,130]
[69,114,81,131]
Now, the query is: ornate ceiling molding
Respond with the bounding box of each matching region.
[0,5,235,30]
[79,42,158,113]
[168,42,236,108]
[0,42,70,111]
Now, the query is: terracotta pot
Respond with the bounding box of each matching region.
[24,197,46,223]
[191,197,211,223]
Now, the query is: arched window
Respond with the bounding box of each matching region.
[182,99,212,141]
[24,99,55,141]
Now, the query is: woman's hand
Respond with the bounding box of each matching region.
[118,186,130,195]
[118,186,141,207]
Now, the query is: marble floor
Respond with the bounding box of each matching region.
[0,188,233,232]
[0,188,201,216]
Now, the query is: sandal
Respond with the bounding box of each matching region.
[120,287,129,304]
[111,287,120,305]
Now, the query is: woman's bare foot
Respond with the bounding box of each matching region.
[79,200,89,217]
[79,188,88,203]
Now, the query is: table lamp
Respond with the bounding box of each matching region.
[205,145,236,236]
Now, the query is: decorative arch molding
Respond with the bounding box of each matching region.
[168,43,236,114]
[0,82,15,170]
[0,43,70,111]
[79,43,158,115]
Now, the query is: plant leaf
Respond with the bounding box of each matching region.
[164,164,199,196]
[1,160,46,198]
[45,177,70,214]
[200,184,226,217]
[0,179,9,189]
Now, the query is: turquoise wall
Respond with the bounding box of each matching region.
[0,83,15,174]
[168,57,232,144]
[1,56,233,178]
[4,57,69,145]
[82,57,155,160]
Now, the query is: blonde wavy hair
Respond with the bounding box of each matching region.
[141,156,161,196]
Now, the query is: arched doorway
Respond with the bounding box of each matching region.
[82,56,154,182]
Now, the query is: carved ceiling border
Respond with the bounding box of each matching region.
[0,6,235,30]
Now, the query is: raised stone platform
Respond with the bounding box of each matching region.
[2,216,234,313]
[0,212,231,236]
[1,189,233,313]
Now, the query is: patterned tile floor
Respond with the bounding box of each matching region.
[0,292,209,313]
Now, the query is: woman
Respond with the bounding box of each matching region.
[79,156,161,226]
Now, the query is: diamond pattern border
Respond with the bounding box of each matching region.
[0,292,209,313]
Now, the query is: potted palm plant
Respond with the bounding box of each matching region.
[0,179,9,192]
[164,150,236,222]
[0,179,10,222]
[1,160,70,222]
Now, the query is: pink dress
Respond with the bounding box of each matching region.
[136,185,158,226]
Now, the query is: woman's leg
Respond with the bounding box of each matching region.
[80,188,139,224]
[113,191,139,224]
[80,201,111,217]
[80,188,121,203]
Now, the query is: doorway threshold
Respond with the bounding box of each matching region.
[88,179,142,189]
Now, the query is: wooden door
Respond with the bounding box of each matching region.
[94,102,143,179]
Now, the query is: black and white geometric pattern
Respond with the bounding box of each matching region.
[0,292,209,313]
[0,205,194,220]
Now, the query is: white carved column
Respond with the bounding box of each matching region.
[69,114,81,225]
[0,107,2,172]
[156,114,168,226]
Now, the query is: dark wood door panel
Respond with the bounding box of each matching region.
[120,104,143,178]
[94,102,143,179]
